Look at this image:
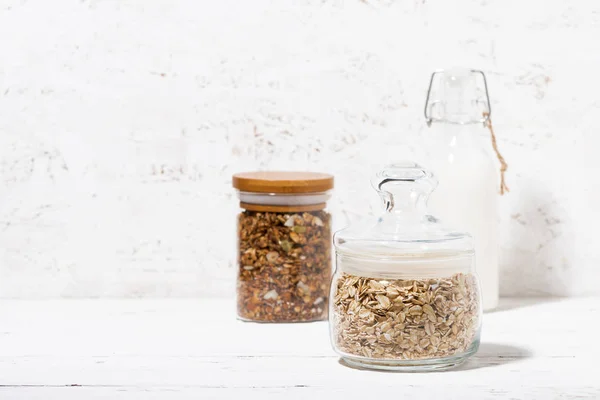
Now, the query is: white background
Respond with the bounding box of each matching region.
[0,0,598,298]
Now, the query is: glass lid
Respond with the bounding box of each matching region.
[334,162,473,260]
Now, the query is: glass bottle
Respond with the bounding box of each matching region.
[232,171,334,322]
[329,163,482,371]
[423,68,499,311]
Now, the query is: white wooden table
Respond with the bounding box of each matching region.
[0,298,597,399]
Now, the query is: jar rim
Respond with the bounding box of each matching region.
[240,202,327,212]
[335,246,474,261]
[237,191,331,212]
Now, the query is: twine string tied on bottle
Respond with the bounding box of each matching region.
[483,112,509,195]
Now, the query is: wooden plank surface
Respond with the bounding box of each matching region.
[0,298,597,399]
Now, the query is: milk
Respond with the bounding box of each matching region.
[425,123,499,311]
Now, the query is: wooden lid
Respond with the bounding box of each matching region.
[232,171,334,194]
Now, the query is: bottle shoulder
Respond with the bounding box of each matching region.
[425,143,497,170]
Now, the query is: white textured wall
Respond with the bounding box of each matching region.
[0,0,598,298]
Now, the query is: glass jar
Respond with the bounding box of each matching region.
[232,171,334,322]
[329,163,481,371]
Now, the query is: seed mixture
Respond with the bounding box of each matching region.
[332,273,480,359]
[237,210,331,322]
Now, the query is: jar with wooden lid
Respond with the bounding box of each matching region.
[232,171,334,323]
[330,163,481,371]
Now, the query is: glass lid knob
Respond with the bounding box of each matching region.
[371,162,438,214]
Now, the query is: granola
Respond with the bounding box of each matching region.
[332,272,480,359]
[237,210,331,322]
